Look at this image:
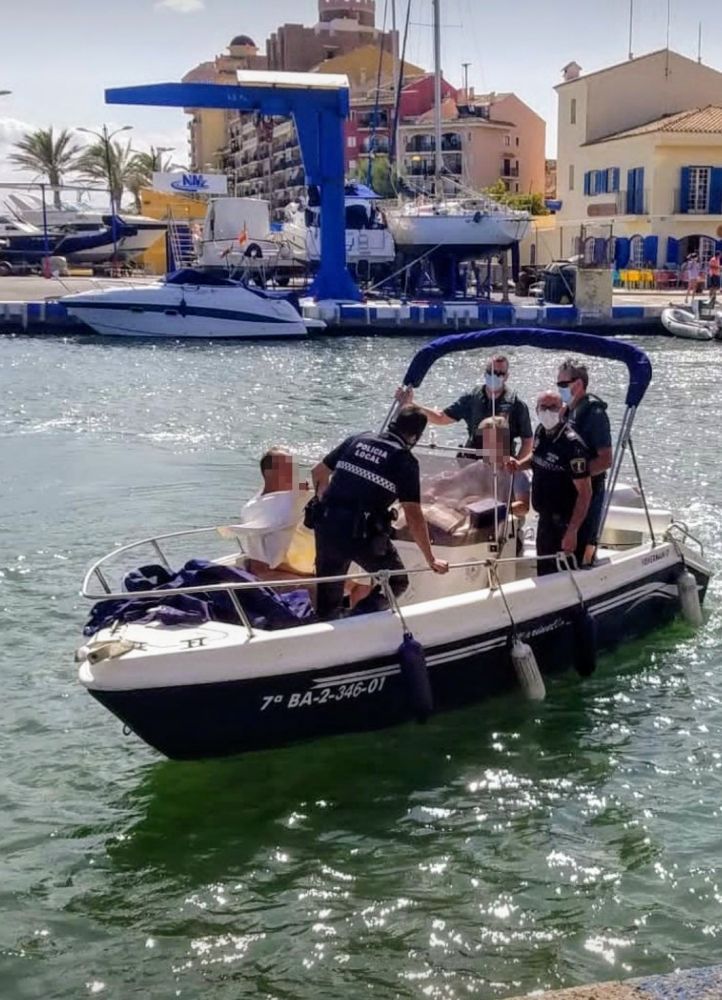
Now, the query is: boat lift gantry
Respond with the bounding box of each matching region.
[105,70,362,302]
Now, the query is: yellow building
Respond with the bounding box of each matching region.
[554,50,722,267]
[136,189,208,275]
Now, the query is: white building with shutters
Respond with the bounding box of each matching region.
[554,50,722,269]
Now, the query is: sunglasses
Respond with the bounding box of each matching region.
[556,377,577,388]
[486,368,507,377]
[538,404,561,412]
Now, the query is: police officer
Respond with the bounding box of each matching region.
[396,354,533,460]
[509,389,592,576]
[556,357,612,566]
[311,406,448,620]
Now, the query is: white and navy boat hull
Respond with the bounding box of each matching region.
[62,271,316,339]
[79,543,708,760]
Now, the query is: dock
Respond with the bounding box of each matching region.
[0,275,690,337]
[506,963,722,998]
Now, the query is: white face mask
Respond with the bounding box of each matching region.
[538,409,561,431]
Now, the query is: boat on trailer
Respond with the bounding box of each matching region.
[77,328,711,760]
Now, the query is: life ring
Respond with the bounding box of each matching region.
[244,243,263,259]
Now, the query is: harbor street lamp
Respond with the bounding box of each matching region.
[77,124,133,261]
[0,90,11,96]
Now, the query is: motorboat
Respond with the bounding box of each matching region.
[661,303,720,341]
[386,0,530,262]
[282,182,396,280]
[76,327,711,760]
[61,268,324,339]
[4,193,167,262]
[0,210,139,268]
[192,197,295,277]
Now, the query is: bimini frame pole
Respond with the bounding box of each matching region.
[597,404,637,540]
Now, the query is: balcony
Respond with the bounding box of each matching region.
[500,160,519,178]
[616,190,650,215]
[404,133,463,153]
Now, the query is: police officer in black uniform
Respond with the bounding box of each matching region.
[396,354,533,459]
[310,406,448,620]
[557,357,612,565]
[509,389,592,576]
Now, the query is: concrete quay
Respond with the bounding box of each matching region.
[0,275,697,337]
[506,964,722,999]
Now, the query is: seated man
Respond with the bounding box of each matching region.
[235,447,313,579]
[425,416,530,518]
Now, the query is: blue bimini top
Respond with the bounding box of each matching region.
[401,327,653,408]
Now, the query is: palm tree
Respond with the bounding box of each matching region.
[126,147,176,213]
[76,139,138,212]
[8,127,82,207]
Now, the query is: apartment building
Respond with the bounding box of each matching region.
[397,89,545,196]
[555,49,722,266]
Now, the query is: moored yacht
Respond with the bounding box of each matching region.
[386,0,530,260]
[5,193,167,262]
[76,328,710,759]
[61,268,324,338]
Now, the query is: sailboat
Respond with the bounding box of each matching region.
[386,0,530,260]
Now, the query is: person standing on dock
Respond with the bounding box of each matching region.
[556,358,612,567]
[683,253,701,303]
[708,251,721,306]
[395,354,533,460]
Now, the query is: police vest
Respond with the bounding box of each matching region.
[323,431,416,514]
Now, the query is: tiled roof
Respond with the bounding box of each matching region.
[586,105,722,144]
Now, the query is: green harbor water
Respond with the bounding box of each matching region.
[1,332,720,999]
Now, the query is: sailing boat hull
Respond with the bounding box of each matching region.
[388,210,530,257]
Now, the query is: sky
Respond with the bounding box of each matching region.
[1,0,721,196]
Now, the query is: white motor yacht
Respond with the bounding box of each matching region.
[61,268,324,338]
[76,328,710,759]
[5,193,166,262]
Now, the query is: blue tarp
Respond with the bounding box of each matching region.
[83,560,315,636]
[401,327,653,408]
[344,182,382,200]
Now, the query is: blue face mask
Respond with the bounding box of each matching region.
[559,386,573,405]
[485,373,504,392]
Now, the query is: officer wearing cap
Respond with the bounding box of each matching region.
[396,354,533,460]
[509,389,592,575]
[556,357,612,566]
[310,406,448,620]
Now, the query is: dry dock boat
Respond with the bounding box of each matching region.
[76,329,711,759]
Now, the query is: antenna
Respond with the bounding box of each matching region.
[697,21,702,63]
[665,0,671,77]
[462,61,471,99]
[628,0,634,59]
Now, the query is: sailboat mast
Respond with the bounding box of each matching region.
[432,0,443,193]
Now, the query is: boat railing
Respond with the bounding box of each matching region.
[81,519,598,639]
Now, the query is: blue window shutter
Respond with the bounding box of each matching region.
[709,168,722,214]
[665,236,679,265]
[594,237,607,265]
[615,236,630,267]
[613,167,620,193]
[601,169,608,194]
[634,168,645,213]
[584,171,591,195]
[679,166,691,213]
[626,169,635,213]
[642,235,658,267]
